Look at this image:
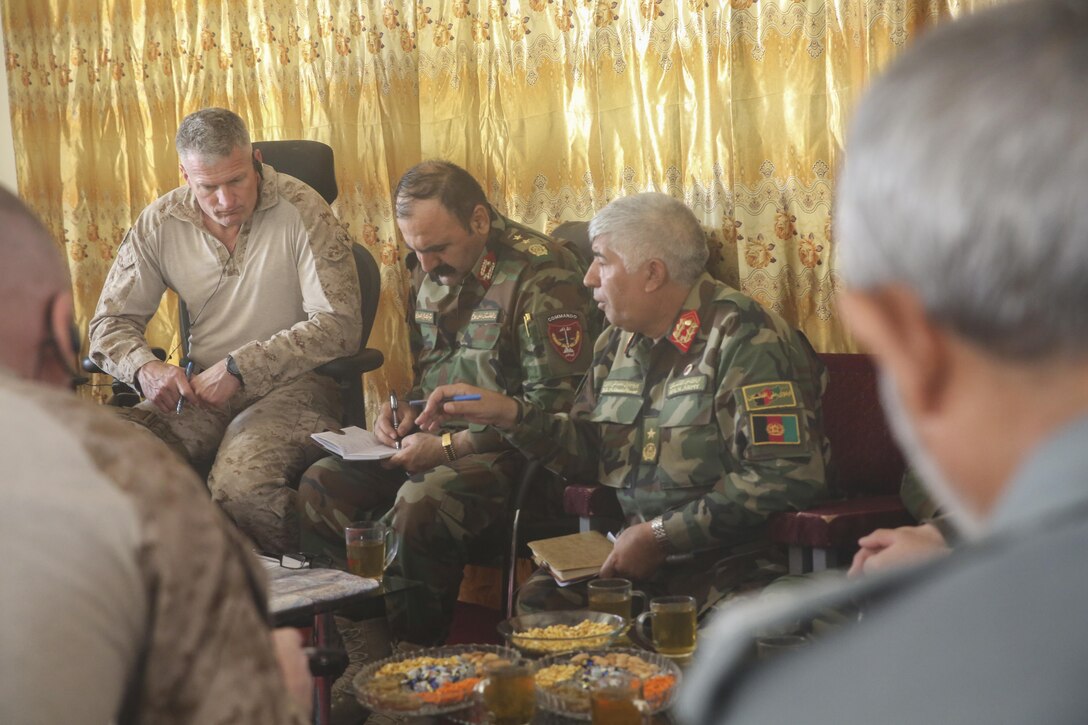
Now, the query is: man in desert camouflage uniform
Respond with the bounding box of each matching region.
[417,192,829,616]
[88,108,361,553]
[0,188,310,724]
[298,160,597,644]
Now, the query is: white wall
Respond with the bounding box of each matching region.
[0,31,19,191]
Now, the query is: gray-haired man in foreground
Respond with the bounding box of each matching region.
[680,1,1088,722]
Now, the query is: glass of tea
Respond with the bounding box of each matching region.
[590,672,648,725]
[476,658,535,725]
[633,595,697,658]
[344,521,398,582]
[587,578,647,622]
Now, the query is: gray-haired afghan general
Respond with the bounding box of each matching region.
[415,191,830,618]
[297,160,598,645]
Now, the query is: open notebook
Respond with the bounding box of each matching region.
[311,426,397,461]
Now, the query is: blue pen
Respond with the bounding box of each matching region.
[407,394,482,407]
[176,360,194,415]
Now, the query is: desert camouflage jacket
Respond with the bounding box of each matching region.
[0,369,307,725]
[89,166,361,399]
[408,208,597,453]
[506,273,830,553]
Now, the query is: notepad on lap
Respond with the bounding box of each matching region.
[311,426,397,460]
[528,530,614,585]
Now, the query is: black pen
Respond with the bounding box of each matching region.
[176,361,194,415]
[389,393,402,450]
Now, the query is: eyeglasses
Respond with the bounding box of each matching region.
[258,551,333,570]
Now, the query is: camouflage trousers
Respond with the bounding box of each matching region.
[517,543,788,620]
[119,372,341,553]
[298,449,565,645]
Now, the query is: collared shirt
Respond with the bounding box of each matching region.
[89,165,361,399]
[407,208,597,453]
[678,414,1088,725]
[507,273,829,553]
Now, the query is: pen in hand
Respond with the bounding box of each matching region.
[389,393,402,450]
[176,360,194,415]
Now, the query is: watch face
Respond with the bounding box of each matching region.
[226,356,243,382]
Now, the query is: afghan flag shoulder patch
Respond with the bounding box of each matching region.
[750,413,801,445]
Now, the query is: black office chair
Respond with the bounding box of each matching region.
[252,139,338,206]
[83,139,384,427]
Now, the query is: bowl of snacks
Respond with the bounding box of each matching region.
[353,644,520,716]
[497,610,627,656]
[533,648,682,720]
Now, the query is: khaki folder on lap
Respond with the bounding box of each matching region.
[527,530,614,585]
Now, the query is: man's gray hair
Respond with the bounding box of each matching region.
[589,192,708,286]
[175,108,251,158]
[836,0,1088,360]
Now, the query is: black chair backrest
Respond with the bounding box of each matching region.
[352,243,381,354]
[252,139,338,205]
[179,139,341,355]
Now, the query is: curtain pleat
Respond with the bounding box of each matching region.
[2,0,1006,419]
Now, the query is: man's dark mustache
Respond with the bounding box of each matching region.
[429,264,456,282]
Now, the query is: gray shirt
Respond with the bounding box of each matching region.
[679,414,1088,725]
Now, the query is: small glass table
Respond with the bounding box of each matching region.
[263,557,420,724]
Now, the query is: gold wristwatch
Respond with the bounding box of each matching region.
[441,431,457,462]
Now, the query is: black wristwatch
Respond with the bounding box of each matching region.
[225,354,244,387]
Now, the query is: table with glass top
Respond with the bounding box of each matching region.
[261,554,421,725]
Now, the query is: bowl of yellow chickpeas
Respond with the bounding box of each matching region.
[497,610,627,656]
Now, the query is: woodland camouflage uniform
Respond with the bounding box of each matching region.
[298,208,597,644]
[508,273,830,616]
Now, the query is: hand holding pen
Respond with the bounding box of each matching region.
[413,384,519,432]
[176,361,194,415]
[389,393,402,450]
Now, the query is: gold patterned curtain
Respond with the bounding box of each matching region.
[3,0,1005,420]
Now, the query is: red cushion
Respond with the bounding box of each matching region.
[818,353,906,497]
[768,494,914,549]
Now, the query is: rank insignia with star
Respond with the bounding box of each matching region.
[642,427,658,462]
